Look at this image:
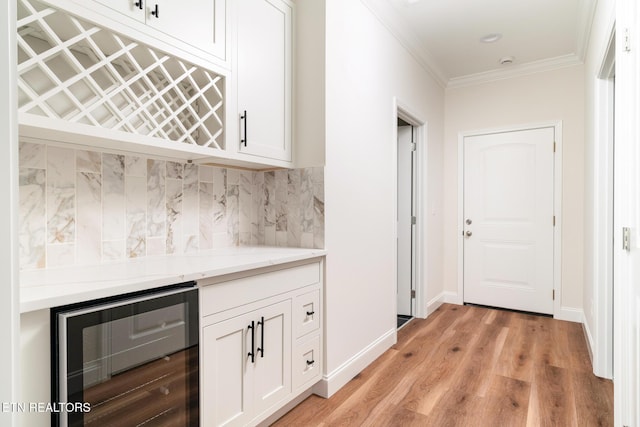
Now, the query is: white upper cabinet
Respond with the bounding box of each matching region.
[75,0,227,62]
[92,0,146,22]
[236,0,292,163]
[147,0,226,60]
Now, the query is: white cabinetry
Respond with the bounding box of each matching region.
[200,259,323,426]
[236,0,292,163]
[92,0,226,60]
[16,0,298,170]
[202,301,291,426]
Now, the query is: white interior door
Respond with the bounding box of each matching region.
[397,125,414,317]
[463,127,555,314]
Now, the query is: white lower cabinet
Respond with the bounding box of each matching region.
[200,260,323,426]
[202,300,291,426]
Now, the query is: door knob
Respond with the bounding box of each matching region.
[465,231,472,237]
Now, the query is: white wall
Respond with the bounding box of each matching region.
[294,0,325,168]
[321,0,445,395]
[582,0,615,378]
[443,65,586,317]
[0,0,20,425]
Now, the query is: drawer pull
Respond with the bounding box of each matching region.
[306,310,315,316]
[306,359,315,366]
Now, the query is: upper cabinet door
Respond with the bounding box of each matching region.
[93,0,145,22]
[236,0,292,162]
[146,0,226,60]
[90,0,226,61]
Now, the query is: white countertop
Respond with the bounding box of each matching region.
[20,246,326,313]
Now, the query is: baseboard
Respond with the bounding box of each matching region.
[555,306,584,323]
[257,388,314,426]
[581,313,595,365]
[425,292,446,316]
[442,291,461,305]
[314,328,396,398]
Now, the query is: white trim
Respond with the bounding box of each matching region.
[576,0,599,61]
[590,17,616,380]
[393,98,428,320]
[582,311,596,364]
[360,0,447,87]
[447,54,584,89]
[315,328,396,398]
[456,121,563,317]
[425,292,445,316]
[360,0,597,90]
[442,291,460,305]
[260,388,314,426]
[614,1,640,423]
[555,307,584,323]
[0,0,20,423]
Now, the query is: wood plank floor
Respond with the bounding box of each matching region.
[272,304,613,426]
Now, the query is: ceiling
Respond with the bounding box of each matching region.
[369,0,597,87]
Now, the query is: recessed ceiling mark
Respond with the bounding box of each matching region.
[499,56,515,65]
[480,33,502,43]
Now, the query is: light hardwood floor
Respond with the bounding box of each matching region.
[273,303,613,426]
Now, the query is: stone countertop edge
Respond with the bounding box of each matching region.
[19,247,327,313]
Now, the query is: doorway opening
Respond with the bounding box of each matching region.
[394,101,427,330]
[397,117,416,329]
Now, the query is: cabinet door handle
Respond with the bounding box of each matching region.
[306,310,315,316]
[134,0,143,10]
[256,316,264,358]
[240,110,248,147]
[150,3,159,17]
[306,359,315,366]
[247,321,255,363]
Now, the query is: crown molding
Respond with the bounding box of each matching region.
[360,0,596,90]
[446,54,584,89]
[360,0,448,88]
[576,0,598,61]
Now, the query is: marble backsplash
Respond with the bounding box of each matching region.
[19,141,324,270]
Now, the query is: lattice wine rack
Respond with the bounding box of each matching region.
[17,0,225,150]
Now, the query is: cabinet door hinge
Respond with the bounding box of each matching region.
[624,28,631,53]
[553,290,555,301]
[410,142,417,152]
[411,290,416,298]
[622,227,631,252]
[553,216,556,226]
[411,216,416,225]
[553,142,556,153]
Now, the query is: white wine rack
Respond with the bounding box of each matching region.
[17,0,225,150]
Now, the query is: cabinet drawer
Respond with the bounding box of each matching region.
[200,261,321,317]
[294,289,320,338]
[293,334,320,390]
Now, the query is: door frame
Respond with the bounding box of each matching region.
[396,122,415,319]
[591,20,615,379]
[1,0,19,423]
[393,98,427,319]
[456,121,565,318]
